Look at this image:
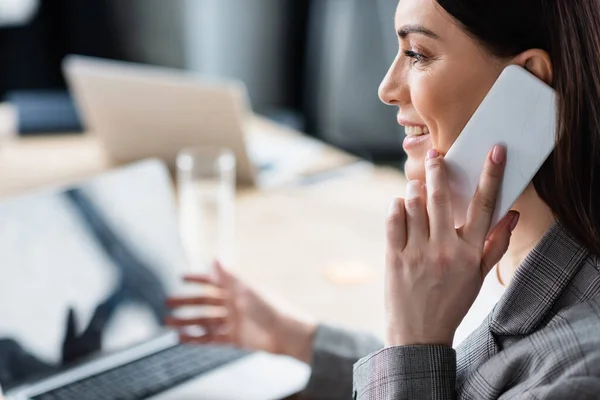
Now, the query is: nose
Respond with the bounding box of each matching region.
[378,55,409,107]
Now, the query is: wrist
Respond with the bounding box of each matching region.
[275,314,317,364]
[386,330,454,348]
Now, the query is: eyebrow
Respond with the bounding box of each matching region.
[397,25,440,40]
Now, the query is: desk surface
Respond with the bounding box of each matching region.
[0,113,407,338]
[0,115,359,198]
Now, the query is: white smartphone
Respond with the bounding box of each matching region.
[444,65,557,229]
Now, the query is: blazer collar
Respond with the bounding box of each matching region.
[489,221,590,336]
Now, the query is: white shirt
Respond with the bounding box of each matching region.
[453,266,506,347]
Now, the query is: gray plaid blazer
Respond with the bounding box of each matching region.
[301,222,600,399]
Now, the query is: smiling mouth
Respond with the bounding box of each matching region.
[405,125,430,136]
[402,124,432,151]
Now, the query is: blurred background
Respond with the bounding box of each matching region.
[0,5,409,394]
[0,0,406,165]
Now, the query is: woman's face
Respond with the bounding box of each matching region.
[380,0,507,182]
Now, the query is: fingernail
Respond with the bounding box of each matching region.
[405,180,422,200]
[426,148,439,161]
[510,212,520,232]
[491,145,506,165]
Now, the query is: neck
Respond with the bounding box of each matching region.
[497,184,556,286]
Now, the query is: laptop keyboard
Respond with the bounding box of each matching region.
[32,344,249,400]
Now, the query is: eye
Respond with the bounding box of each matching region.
[403,50,427,65]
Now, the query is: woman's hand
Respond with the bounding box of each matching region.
[165,262,317,363]
[385,146,519,347]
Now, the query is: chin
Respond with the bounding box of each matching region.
[403,157,426,182]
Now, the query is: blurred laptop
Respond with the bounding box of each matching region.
[1,160,310,400]
[62,55,325,188]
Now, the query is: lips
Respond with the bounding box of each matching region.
[401,125,431,151]
[403,134,430,150]
[397,117,431,151]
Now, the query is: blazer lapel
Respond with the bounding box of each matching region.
[456,221,590,389]
[456,313,501,390]
[489,222,590,338]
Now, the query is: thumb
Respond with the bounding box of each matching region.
[214,260,238,287]
[480,211,519,277]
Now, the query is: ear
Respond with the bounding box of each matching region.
[511,49,553,85]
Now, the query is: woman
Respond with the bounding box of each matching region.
[167,0,600,398]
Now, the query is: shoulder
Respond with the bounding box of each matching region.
[513,297,600,375]
[483,298,600,399]
[550,296,600,349]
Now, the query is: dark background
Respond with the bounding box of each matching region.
[0,0,406,163]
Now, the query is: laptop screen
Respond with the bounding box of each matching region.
[0,161,189,390]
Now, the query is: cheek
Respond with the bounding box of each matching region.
[410,73,465,153]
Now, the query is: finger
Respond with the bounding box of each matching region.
[386,198,407,250]
[183,275,217,286]
[179,332,232,345]
[166,295,228,308]
[424,149,455,241]
[481,211,519,277]
[404,180,429,246]
[463,145,506,244]
[215,261,238,287]
[165,316,228,328]
[214,261,243,343]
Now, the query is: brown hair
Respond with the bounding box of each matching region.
[436,0,600,254]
